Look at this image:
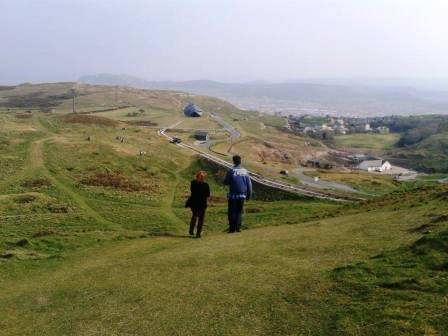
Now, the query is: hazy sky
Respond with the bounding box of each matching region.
[1,0,448,84]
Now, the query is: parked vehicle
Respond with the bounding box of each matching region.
[170,137,182,144]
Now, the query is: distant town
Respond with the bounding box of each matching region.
[279,113,420,181]
[286,114,391,138]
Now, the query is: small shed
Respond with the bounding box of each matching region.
[306,159,333,169]
[194,130,209,141]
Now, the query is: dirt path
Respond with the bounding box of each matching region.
[1,116,113,228]
[30,137,117,228]
[158,161,193,232]
[29,117,119,229]
[29,138,46,168]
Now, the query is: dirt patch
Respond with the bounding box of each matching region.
[408,224,432,234]
[33,229,55,238]
[263,141,275,149]
[22,178,52,188]
[246,206,265,213]
[46,204,70,213]
[16,238,31,247]
[63,114,120,127]
[14,194,37,203]
[36,296,50,306]
[125,120,158,127]
[235,139,297,164]
[15,113,33,119]
[379,278,421,290]
[80,170,153,192]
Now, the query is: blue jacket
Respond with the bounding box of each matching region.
[224,165,252,200]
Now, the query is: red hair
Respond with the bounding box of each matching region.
[196,171,207,182]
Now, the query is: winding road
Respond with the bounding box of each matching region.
[293,167,365,194]
[159,120,365,202]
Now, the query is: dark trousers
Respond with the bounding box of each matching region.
[228,199,245,232]
[190,207,206,236]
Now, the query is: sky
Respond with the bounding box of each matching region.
[1,0,448,84]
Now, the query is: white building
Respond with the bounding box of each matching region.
[358,160,392,172]
[321,124,333,131]
[375,126,390,134]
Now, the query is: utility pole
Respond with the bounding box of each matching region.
[72,88,76,113]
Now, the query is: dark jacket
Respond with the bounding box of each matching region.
[186,180,210,209]
[223,165,252,200]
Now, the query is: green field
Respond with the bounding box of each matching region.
[1,83,448,335]
[305,169,399,195]
[333,133,401,150]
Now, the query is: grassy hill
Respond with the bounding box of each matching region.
[1,83,447,335]
[387,131,448,173]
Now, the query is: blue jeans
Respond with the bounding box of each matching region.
[228,199,245,232]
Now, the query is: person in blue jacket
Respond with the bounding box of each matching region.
[224,155,252,233]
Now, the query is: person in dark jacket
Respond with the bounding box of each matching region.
[186,171,210,238]
[224,155,252,233]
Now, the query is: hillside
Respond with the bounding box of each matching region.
[0,82,213,116]
[1,83,447,335]
[80,74,448,116]
[0,83,339,179]
[387,132,448,173]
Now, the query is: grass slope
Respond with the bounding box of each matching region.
[1,185,447,335]
[0,110,335,256]
[330,189,448,334]
[1,84,448,335]
[332,133,400,151]
[387,131,448,173]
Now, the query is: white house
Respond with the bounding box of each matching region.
[375,126,390,134]
[358,160,392,172]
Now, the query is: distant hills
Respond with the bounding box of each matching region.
[79,74,448,117]
[79,74,153,88]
